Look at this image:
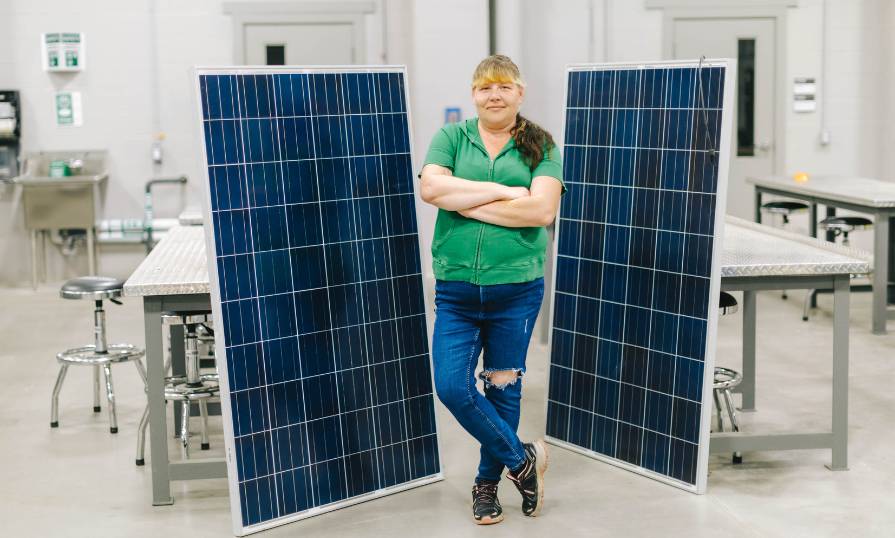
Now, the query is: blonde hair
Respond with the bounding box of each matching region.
[472,54,526,89]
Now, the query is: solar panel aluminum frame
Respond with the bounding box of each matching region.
[544,59,736,495]
[193,65,445,536]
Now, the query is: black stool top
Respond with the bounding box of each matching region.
[719,291,738,315]
[60,276,125,300]
[761,201,809,213]
[820,216,873,230]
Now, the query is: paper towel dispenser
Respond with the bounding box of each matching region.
[0,90,21,181]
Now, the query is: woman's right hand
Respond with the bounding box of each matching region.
[503,186,531,200]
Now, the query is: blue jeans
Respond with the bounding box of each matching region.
[432,277,544,481]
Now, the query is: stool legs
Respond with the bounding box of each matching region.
[92,366,101,412]
[103,364,118,434]
[722,389,743,464]
[713,389,724,432]
[180,400,191,459]
[136,404,149,466]
[50,364,69,427]
[199,400,210,450]
[803,290,817,321]
[714,387,744,464]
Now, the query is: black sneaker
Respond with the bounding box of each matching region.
[506,439,548,517]
[471,479,503,525]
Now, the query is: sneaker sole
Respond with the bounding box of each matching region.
[528,439,549,517]
[474,513,504,525]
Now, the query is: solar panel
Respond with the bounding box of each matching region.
[545,60,734,493]
[196,66,442,535]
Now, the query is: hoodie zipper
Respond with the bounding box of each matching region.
[465,121,513,285]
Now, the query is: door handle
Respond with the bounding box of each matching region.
[755,140,773,153]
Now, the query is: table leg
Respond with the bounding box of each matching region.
[40,230,49,282]
[872,214,889,334]
[825,206,836,242]
[87,227,97,276]
[145,297,173,505]
[810,204,818,238]
[828,275,849,470]
[754,190,763,223]
[739,290,757,411]
[171,324,185,437]
[30,230,39,290]
[889,217,895,304]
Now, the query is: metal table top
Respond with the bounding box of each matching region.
[721,217,871,278]
[748,175,895,208]
[123,225,208,297]
[123,218,871,298]
[177,207,204,226]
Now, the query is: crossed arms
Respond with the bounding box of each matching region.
[419,164,563,228]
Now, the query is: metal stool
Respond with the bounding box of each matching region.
[803,216,873,320]
[761,200,809,299]
[52,276,146,434]
[715,291,743,464]
[761,200,809,226]
[136,311,219,465]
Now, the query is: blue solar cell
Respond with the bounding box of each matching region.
[547,62,729,492]
[199,68,440,534]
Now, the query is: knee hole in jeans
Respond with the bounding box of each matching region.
[479,368,524,390]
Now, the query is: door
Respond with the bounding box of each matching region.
[673,18,776,218]
[244,23,357,65]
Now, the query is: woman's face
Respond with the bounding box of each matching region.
[473,81,524,128]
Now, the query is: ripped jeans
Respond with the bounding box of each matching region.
[432,277,544,482]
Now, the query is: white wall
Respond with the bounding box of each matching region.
[410,0,488,286]
[885,1,895,185]
[0,0,402,286]
[1,0,893,285]
[506,0,889,252]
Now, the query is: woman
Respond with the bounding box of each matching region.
[419,55,565,525]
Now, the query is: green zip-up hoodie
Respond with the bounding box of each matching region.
[422,118,565,285]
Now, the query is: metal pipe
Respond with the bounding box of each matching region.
[489,0,497,55]
[94,300,108,354]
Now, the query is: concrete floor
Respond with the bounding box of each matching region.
[0,285,893,537]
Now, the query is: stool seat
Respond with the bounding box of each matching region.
[719,291,738,315]
[761,201,809,214]
[60,276,125,300]
[162,311,212,325]
[820,216,873,231]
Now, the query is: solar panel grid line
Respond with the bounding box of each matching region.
[544,60,733,494]
[227,72,280,521]
[340,70,399,490]
[196,66,441,536]
[547,386,700,437]
[692,62,733,493]
[198,72,251,535]
[565,107,722,111]
[553,290,710,323]
[227,351,429,400]
[370,73,433,487]
[269,71,323,511]
[555,216,717,234]
[610,68,642,462]
[549,359,703,407]
[219,272,423,305]
[218,312,426,351]
[563,60,596,445]
[211,192,418,214]
[662,66,696,479]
